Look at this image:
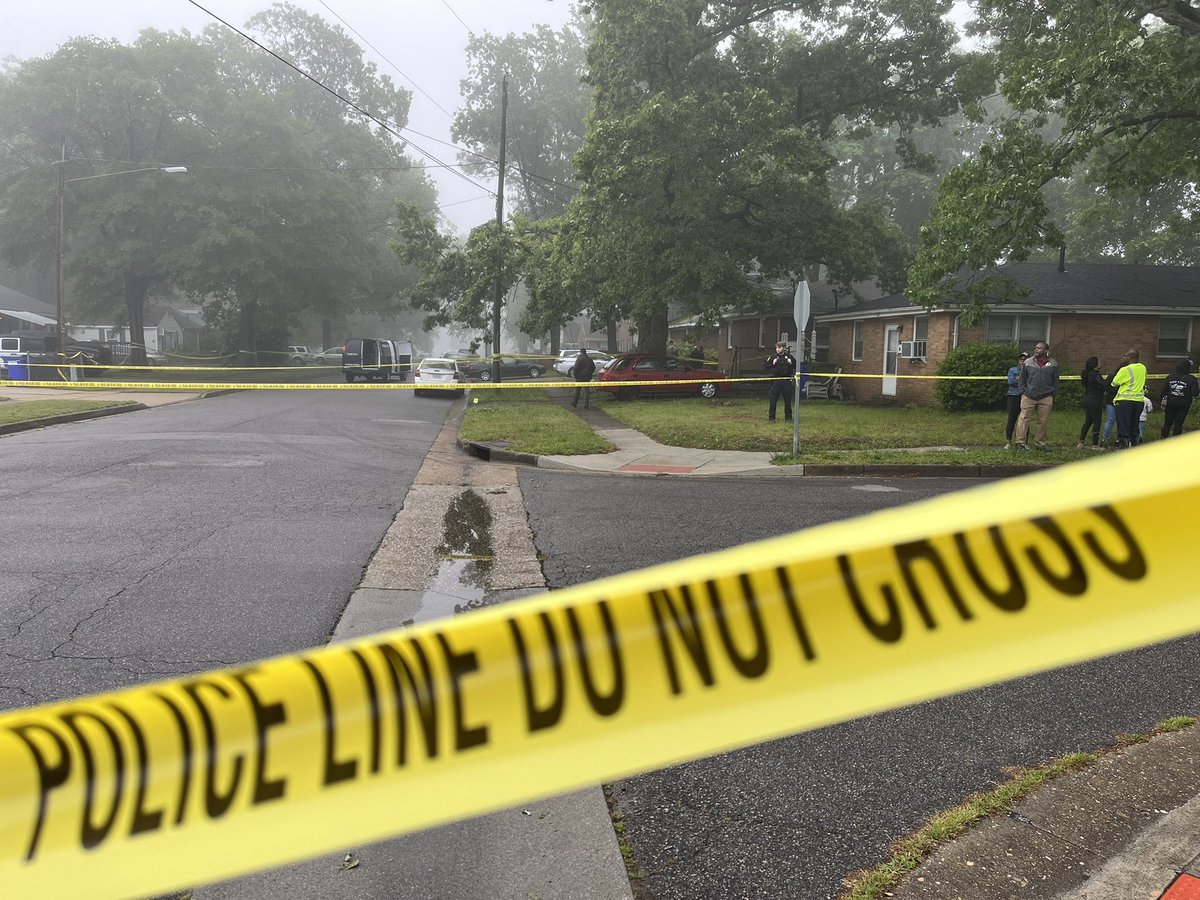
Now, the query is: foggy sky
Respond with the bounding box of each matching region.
[0,0,576,233]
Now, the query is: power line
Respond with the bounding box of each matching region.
[317,0,456,120]
[438,0,477,38]
[185,0,493,198]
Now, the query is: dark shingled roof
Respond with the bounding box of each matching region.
[0,284,56,317]
[820,263,1200,318]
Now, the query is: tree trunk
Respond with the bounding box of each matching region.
[635,305,669,353]
[124,272,151,366]
[606,319,618,354]
[550,329,560,355]
[241,299,259,367]
[322,318,333,350]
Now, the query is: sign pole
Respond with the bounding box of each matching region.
[791,279,810,457]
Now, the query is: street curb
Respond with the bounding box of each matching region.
[458,438,541,467]
[457,443,1056,478]
[0,402,146,435]
[456,388,1059,478]
[883,721,1200,900]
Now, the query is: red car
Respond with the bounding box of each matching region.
[596,354,727,400]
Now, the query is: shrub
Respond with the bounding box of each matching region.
[935,342,1019,411]
[936,341,1085,411]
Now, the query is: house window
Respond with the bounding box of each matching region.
[726,323,733,351]
[852,321,864,361]
[1158,317,1191,356]
[911,316,929,359]
[813,322,830,363]
[757,317,765,348]
[985,314,1049,346]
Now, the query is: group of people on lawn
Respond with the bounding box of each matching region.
[1004,344,1199,451]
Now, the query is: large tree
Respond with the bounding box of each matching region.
[0,3,436,363]
[548,0,982,350]
[453,19,592,220]
[0,31,226,361]
[908,0,1200,316]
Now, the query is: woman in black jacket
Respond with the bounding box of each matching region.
[1159,358,1199,438]
[1077,356,1106,450]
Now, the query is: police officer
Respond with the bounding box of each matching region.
[765,341,797,422]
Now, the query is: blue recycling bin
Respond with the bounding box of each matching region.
[1,353,29,381]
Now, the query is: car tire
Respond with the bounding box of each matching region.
[344,373,355,383]
[315,356,326,365]
[698,381,718,399]
[616,386,640,401]
[290,357,305,366]
[529,365,543,378]
[478,369,493,381]
[566,366,575,378]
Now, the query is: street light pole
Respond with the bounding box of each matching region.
[54,160,187,378]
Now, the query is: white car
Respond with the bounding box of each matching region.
[315,346,344,365]
[413,357,467,397]
[287,345,315,365]
[552,349,613,378]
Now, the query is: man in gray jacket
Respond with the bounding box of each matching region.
[1014,340,1060,450]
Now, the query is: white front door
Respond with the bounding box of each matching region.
[882,325,900,397]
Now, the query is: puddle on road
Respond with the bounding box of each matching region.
[407,489,500,624]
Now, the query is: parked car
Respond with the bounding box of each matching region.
[413,357,467,397]
[596,354,727,399]
[315,346,344,365]
[552,349,614,378]
[461,356,546,381]
[287,345,315,365]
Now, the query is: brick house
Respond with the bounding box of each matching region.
[668,279,885,374]
[816,263,1200,404]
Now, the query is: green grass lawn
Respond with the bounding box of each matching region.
[587,391,1189,464]
[456,381,1193,465]
[460,389,615,455]
[0,399,134,425]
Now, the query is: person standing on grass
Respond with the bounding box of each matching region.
[1076,356,1106,450]
[1110,349,1147,448]
[1159,359,1199,438]
[765,341,797,422]
[1014,341,1060,450]
[1004,350,1028,449]
[570,347,596,409]
[1101,373,1119,447]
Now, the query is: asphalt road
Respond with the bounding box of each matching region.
[518,470,1200,900]
[0,387,449,710]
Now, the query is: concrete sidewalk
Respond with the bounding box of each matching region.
[0,382,208,407]
[464,388,1040,479]
[0,383,211,434]
[886,722,1200,900]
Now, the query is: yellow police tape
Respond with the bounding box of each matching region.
[2,436,1198,897]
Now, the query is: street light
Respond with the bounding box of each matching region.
[55,152,188,376]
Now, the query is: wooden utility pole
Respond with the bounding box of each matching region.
[491,75,509,383]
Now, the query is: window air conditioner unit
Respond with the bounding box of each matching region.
[898,341,916,358]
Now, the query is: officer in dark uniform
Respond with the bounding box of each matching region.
[765,341,797,421]
[571,348,596,408]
